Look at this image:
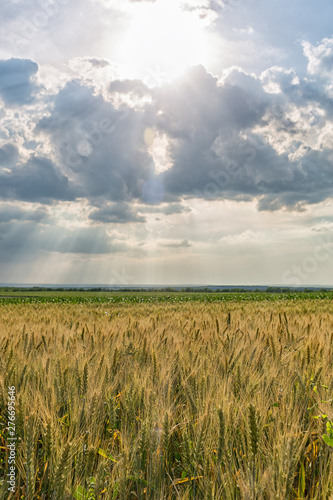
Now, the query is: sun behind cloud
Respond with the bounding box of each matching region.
[117,0,211,83]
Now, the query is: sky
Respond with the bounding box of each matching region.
[0,0,333,286]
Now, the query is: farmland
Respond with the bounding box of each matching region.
[1,297,333,498]
[0,288,333,304]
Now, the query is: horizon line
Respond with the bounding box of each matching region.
[1,283,333,289]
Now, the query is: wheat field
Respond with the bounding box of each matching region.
[1,299,333,499]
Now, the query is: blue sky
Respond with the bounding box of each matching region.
[0,0,332,285]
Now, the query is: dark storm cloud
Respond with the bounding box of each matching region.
[33,62,333,213]
[151,66,267,197]
[0,58,39,105]
[0,144,19,167]
[153,66,267,145]
[0,156,76,203]
[256,149,333,211]
[159,129,333,212]
[145,64,333,211]
[0,204,47,223]
[89,202,146,223]
[36,80,154,203]
[14,54,332,215]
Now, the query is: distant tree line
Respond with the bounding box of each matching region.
[0,286,332,293]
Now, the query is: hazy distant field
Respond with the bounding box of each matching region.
[1,299,333,498]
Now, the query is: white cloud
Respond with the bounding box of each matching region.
[260,66,298,94]
[303,36,333,78]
